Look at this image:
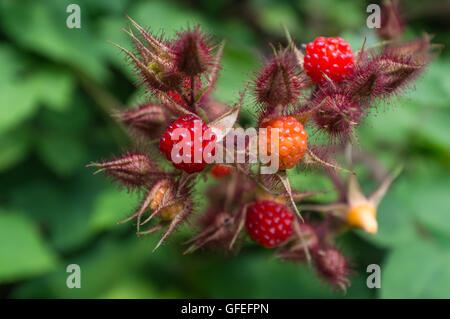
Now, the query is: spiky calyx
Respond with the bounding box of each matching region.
[347,37,431,103]
[276,222,319,262]
[119,176,195,251]
[304,37,354,84]
[140,194,194,251]
[184,210,235,254]
[311,87,362,142]
[254,50,303,107]
[149,183,185,221]
[377,0,404,40]
[87,152,161,189]
[385,34,433,63]
[345,59,385,102]
[115,17,182,93]
[314,248,351,290]
[372,52,424,97]
[173,26,214,77]
[115,103,166,139]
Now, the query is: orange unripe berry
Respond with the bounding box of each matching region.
[149,185,184,221]
[346,202,377,234]
[150,186,168,210]
[260,116,308,170]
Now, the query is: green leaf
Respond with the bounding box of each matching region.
[98,276,158,299]
[90,187,140,232]
[10,181,66,223]
[408,60,450,108]
[0,0,109,81]
[78,0,129,14]
[0,44,25,86]
[0,210,58,283]
[359,60,450,151]
[50,173,106,251]
[39,98,92,135]
[97,16,137,81]
[128,1,209,38]
[191,251,371,298]
[412,104,450,150]
[0,129,30,171]
[9,179,92,251]
[0,82,40,135]
[0,49,75,133]
[302,0,366,31]
[358,180,417,248]
[402,174,450,236]
[13,236,164,298]
[258,3,301,36]
[360,160,450,246]
[381,240,450,298]
[29,68,75,112]
[288,170,338,203]
[359,100,420,146]
[212,45,258,104]
[35,131,87,176]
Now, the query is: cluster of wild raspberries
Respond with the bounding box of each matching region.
[88,6,434,291]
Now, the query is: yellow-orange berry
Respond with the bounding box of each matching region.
[150,186,168,210]
[255,188,286,205]
[346,202,377,234]
[260,116,308,170]
[160,202,184,221]
[149,184,184,221]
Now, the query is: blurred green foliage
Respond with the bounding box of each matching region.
[0,0,449,298]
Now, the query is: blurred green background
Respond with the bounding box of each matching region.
[0,0,449,298]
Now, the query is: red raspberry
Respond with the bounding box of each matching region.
[166,77,193,107]
[159,114,215,173]
[260,116,307,170]
[210,165,232,178]
[245,200,294,248]
[166,90,186,107]
[304,37,354,84]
